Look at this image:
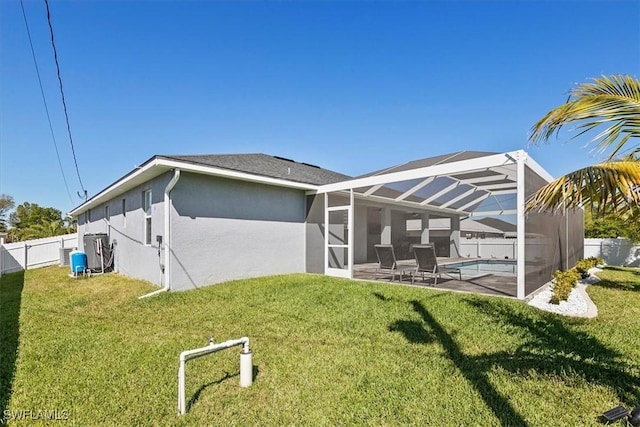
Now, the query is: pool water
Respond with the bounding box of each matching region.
[444,259,517,276]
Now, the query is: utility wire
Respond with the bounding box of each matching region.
[20,0,74,204]
[43,0,87,200]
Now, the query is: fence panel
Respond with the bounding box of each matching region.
[0,234,78,275]
[584,238,640,267]
[459,238,517,259]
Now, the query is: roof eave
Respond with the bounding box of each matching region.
[69,157,320,217]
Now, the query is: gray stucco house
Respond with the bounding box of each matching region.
[70,151,583,299]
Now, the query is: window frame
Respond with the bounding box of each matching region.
[122,198,126,228]
[143,190,152,245]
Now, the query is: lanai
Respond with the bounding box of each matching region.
[305,150,584,300]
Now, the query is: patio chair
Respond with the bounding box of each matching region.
[411,244,462,286]
[374,244,410,282]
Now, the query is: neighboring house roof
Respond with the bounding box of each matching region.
[429,218,506,235]
[159,154,350,186]
[69,153,350,216]
[474,217,517,232]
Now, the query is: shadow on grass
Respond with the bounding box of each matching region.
[466,299,640,407]
[382,289,640,426]
[186,366,261,412]
[394,300,528,426]
[593,267,640,292]
[187,371,239,411]
[0,270,25,415]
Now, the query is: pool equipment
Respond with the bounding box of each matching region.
[69,250,87,277]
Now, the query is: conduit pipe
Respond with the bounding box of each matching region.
[178,337,252,415]
[139,169,181,299]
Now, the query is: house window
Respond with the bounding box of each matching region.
[122,198,126,228]
[143,190,152,245]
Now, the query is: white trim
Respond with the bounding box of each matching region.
[439,187,477,209]
[516,151,526,300]
[489,189,518,196]
[69,157,318,217]
[467,209,517,216]
[354,192,468,216]
[317,152,517,194]
[456,192,491,212]
[143,189,152,246]
[473,182,518,190]
[489,166,518,182]
[419,182,460,206]
[349,188,354,279]
[328,205,351,211]
[158,159,319,190]
[363,184,384,197]
[457,174,511,184]
[395,176,436,201]
[522,152,555,183]
[325,202,353,279]
[324,193,328,275]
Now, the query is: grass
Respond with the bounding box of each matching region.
[1,266,639,426]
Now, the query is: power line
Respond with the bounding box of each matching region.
[19,0,74,205]
[43,0,87,200]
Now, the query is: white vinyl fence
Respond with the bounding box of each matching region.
[459,237,640,266]
[584,238,640,267]
[459,238,517,259]
[0,233,78,276]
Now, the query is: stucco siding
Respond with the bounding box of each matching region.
[78,173,171,285]
[305,194,325,274]
[169,172,306,290]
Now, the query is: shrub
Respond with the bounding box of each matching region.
[573,257,604,279]
[573,259,592,279]
[550,269,580,304]
[586,256,604,267]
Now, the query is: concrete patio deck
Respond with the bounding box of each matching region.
[353,259,518,298]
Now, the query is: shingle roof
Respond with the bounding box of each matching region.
[474,217,517,232]
[159,153,351,186]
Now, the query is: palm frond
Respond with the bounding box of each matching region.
[525,160,640,214]
[529,74,640,160]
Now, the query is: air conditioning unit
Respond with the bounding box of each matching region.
[83,233,110,271]
[59,247,74,267]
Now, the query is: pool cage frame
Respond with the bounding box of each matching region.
[305,150,583,300]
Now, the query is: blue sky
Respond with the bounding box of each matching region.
[1,0,639,214]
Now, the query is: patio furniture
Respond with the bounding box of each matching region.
[374,244,411,282]
[411,244,462,286]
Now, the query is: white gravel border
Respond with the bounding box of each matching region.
[527,267,601,318]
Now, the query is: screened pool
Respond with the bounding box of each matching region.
[444,259,517,276]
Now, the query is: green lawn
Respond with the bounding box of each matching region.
[1,266,639,426]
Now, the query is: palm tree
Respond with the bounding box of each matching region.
[526,74,640,214]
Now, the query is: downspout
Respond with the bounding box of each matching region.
[139,169,181,299]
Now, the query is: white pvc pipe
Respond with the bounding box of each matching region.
[178,337,252,415]
[139,169,181,299]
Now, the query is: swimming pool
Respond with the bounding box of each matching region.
[443,259,517,276]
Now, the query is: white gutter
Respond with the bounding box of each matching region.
[178,337,252,415]
[139,169,181,299]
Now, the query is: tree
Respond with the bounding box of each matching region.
[584,209,640,242]
[527,75,640,214]
[0,194,14,232]
[9,202,63,230]
[17,221,69,241]
[7,202,71,241]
